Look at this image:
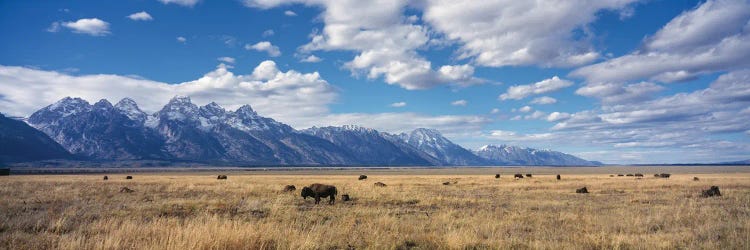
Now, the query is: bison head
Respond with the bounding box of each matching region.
[301,187,314,199]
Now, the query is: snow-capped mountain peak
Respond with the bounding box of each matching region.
[115,98,147,121]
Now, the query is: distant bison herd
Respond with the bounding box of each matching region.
[101,172,726,206]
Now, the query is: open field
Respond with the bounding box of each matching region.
[1,167,749,249]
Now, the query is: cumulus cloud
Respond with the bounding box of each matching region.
[546,112,571,122]
[571,0,750,83]
[284,10,297,16]
[127,11,153,21]
[451,100,467,106]
[51,18,110,36]
[262,29,275,37]
[300,55,322,63]
[158,0,199,7]
[243,0,485,90]
[421,0,639,67]
[575,82,663,104]
[518,106,532,113]
[500,76,573,100]
[217,57,235,64]
[390,102,406,108]
[530,96,557,105]
[246,41,281,57]
[176,36,187,43]
[490,108,500,114]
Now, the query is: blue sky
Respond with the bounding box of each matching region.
[1,0,749,164]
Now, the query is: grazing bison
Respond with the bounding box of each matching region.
[301,183,337,205]
[217,175,227,180]
[635,173,644,178]
[125,176,133,180]
[514,174,524,179]
[525,174,533,178]
[626,174,634,177]
[283,185,296,192]
[658,173,671,178]
[654,174,660,177]
[103,176,109,181]
[358,175,368,180]
[341,194,351,201]
[442,181,451,185]
[576,187,589,194]
[701,186,721,197]
[617,174,624,177]
[693,177,700,181]
[556,174,561,180]
[120,187,134,193]
[495,174,500,179]
[374,182,387,187]
[610,175,615,177]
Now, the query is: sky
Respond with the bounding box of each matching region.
[1,0,749,164]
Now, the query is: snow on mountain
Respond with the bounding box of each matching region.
[475,144,601,166]
[397,128,490,166]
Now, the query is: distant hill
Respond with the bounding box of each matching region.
[474,144,601,166]
[0,113,72,163]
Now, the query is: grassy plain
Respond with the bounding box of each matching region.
[1,166,749,249]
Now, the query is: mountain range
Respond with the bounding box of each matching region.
[1,96,600,166]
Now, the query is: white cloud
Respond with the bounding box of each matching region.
[217,57,235,64]
[390,102,406,108]
[262,29,275,37]
[524,110,546,120]
[499,76,573,100]
[518,106,532,113]
[575,81,663,104]
[54,18,110,36]
[571,0,750,83]
[176,36,187,43]
[546,112,571,122]
[243,0,485,90]
[421,0,639,67]
[300,55,322,63]
[127,11,153,21]
[490,108,500,114]
[158,0,199,7]
[246,41,281,57]
[488,130,556,141]
[530,96,557,105]
[284,10,297,16]
[451,99,467,106]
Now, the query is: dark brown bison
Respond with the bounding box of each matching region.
[525,174,533,178]
[635,173,644,178]
[374,182,387,187]
[654,174,660,177]
[120,187,134,193]
[626,174,634,177]
[125,176,133,180]
[301,183,337,204]
[341,194,351,201]
[576,187,589,194]
[658,173,671,178]
[514,174,524,179]
[358,175,367,180]
[495,174,500,179]
[103,176,109,180]
[283,185,296,192]
[617,174,624,177]
[693,177,700,181]
[442,181,451,185]
[556,174,561,180]
[217,175,227,180]
[701,186,721,197]
[610,175,615,177]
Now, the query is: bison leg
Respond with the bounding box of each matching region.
[314,195,321,204]
[329,195,335,205]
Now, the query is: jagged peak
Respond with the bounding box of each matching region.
[115,97,138,107]
[235,104,257,117]
[412,128,441,135]
[168,95,192,104]
[93,99,113,108]
[48,97,89,109]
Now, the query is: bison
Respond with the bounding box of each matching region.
[654,174,660,177]
[358,175,368,180]
[556,174,561,180]
[617,174,624,177]
[525,174,533,178]
[374,182,387,187]
[701,186,721,197]
[576,187,589,194]
[103,176,109,181]
[626,174,634,177]
[693,177,700,181]
[217,175,227,180]
[442,181,451,185]
[283,185,296,192]
[301,183,337,205]
[514,174,524,179]
[658,173,671,178]
[125,176,133,180]
[495,174,500,179]
[341,194,351,201]
[635,173,644,178]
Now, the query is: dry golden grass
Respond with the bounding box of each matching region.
[1,168,749,249]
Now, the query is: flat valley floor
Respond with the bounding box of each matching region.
[1,166,749,249]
